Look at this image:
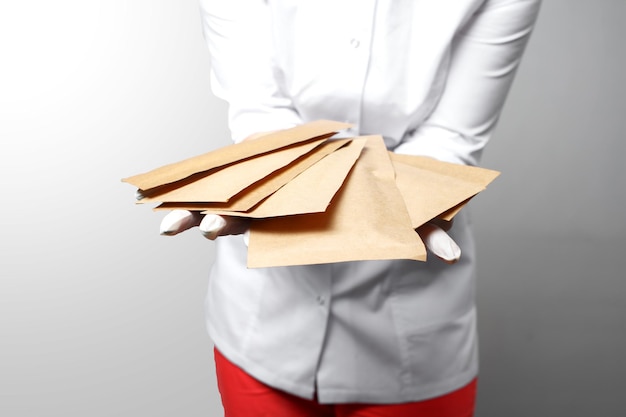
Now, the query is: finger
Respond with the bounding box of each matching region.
[199,214,250,240]
[160,210,203,236]
[417,223,461,264]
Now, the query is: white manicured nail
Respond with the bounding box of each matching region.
[424,227,461,262]
[199,214,227,240]
[160,210,194,236]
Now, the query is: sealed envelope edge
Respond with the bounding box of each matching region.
[122,120,352,190]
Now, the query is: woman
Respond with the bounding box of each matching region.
[162,0,541,415]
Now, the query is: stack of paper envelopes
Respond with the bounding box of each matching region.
[122,120,499,268]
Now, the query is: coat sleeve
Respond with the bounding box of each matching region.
[199,0,302,142]
[394,0,542,165]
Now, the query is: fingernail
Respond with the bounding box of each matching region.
[199,215,227,240]
[435,239,461,263]
[425,229,461,262]
[160,210,193,235]
[446,240,461,262]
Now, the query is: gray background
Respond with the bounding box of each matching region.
[1,1,624,416]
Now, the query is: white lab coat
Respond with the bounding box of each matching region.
[199,0,540,404]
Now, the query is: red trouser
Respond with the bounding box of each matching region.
[214,348,477,417]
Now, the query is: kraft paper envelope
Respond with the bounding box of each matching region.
[392,161,486,229]
[139,137,328,204]
[247,136,426,268]
[153,139,351,212]
[124,121,501,268]
[122,119,352,191]
[203,137,366,218]
[390,153,500,227]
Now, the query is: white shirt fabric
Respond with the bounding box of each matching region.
[199,0,540,404]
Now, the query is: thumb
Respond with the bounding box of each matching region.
[417,222,461,264]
